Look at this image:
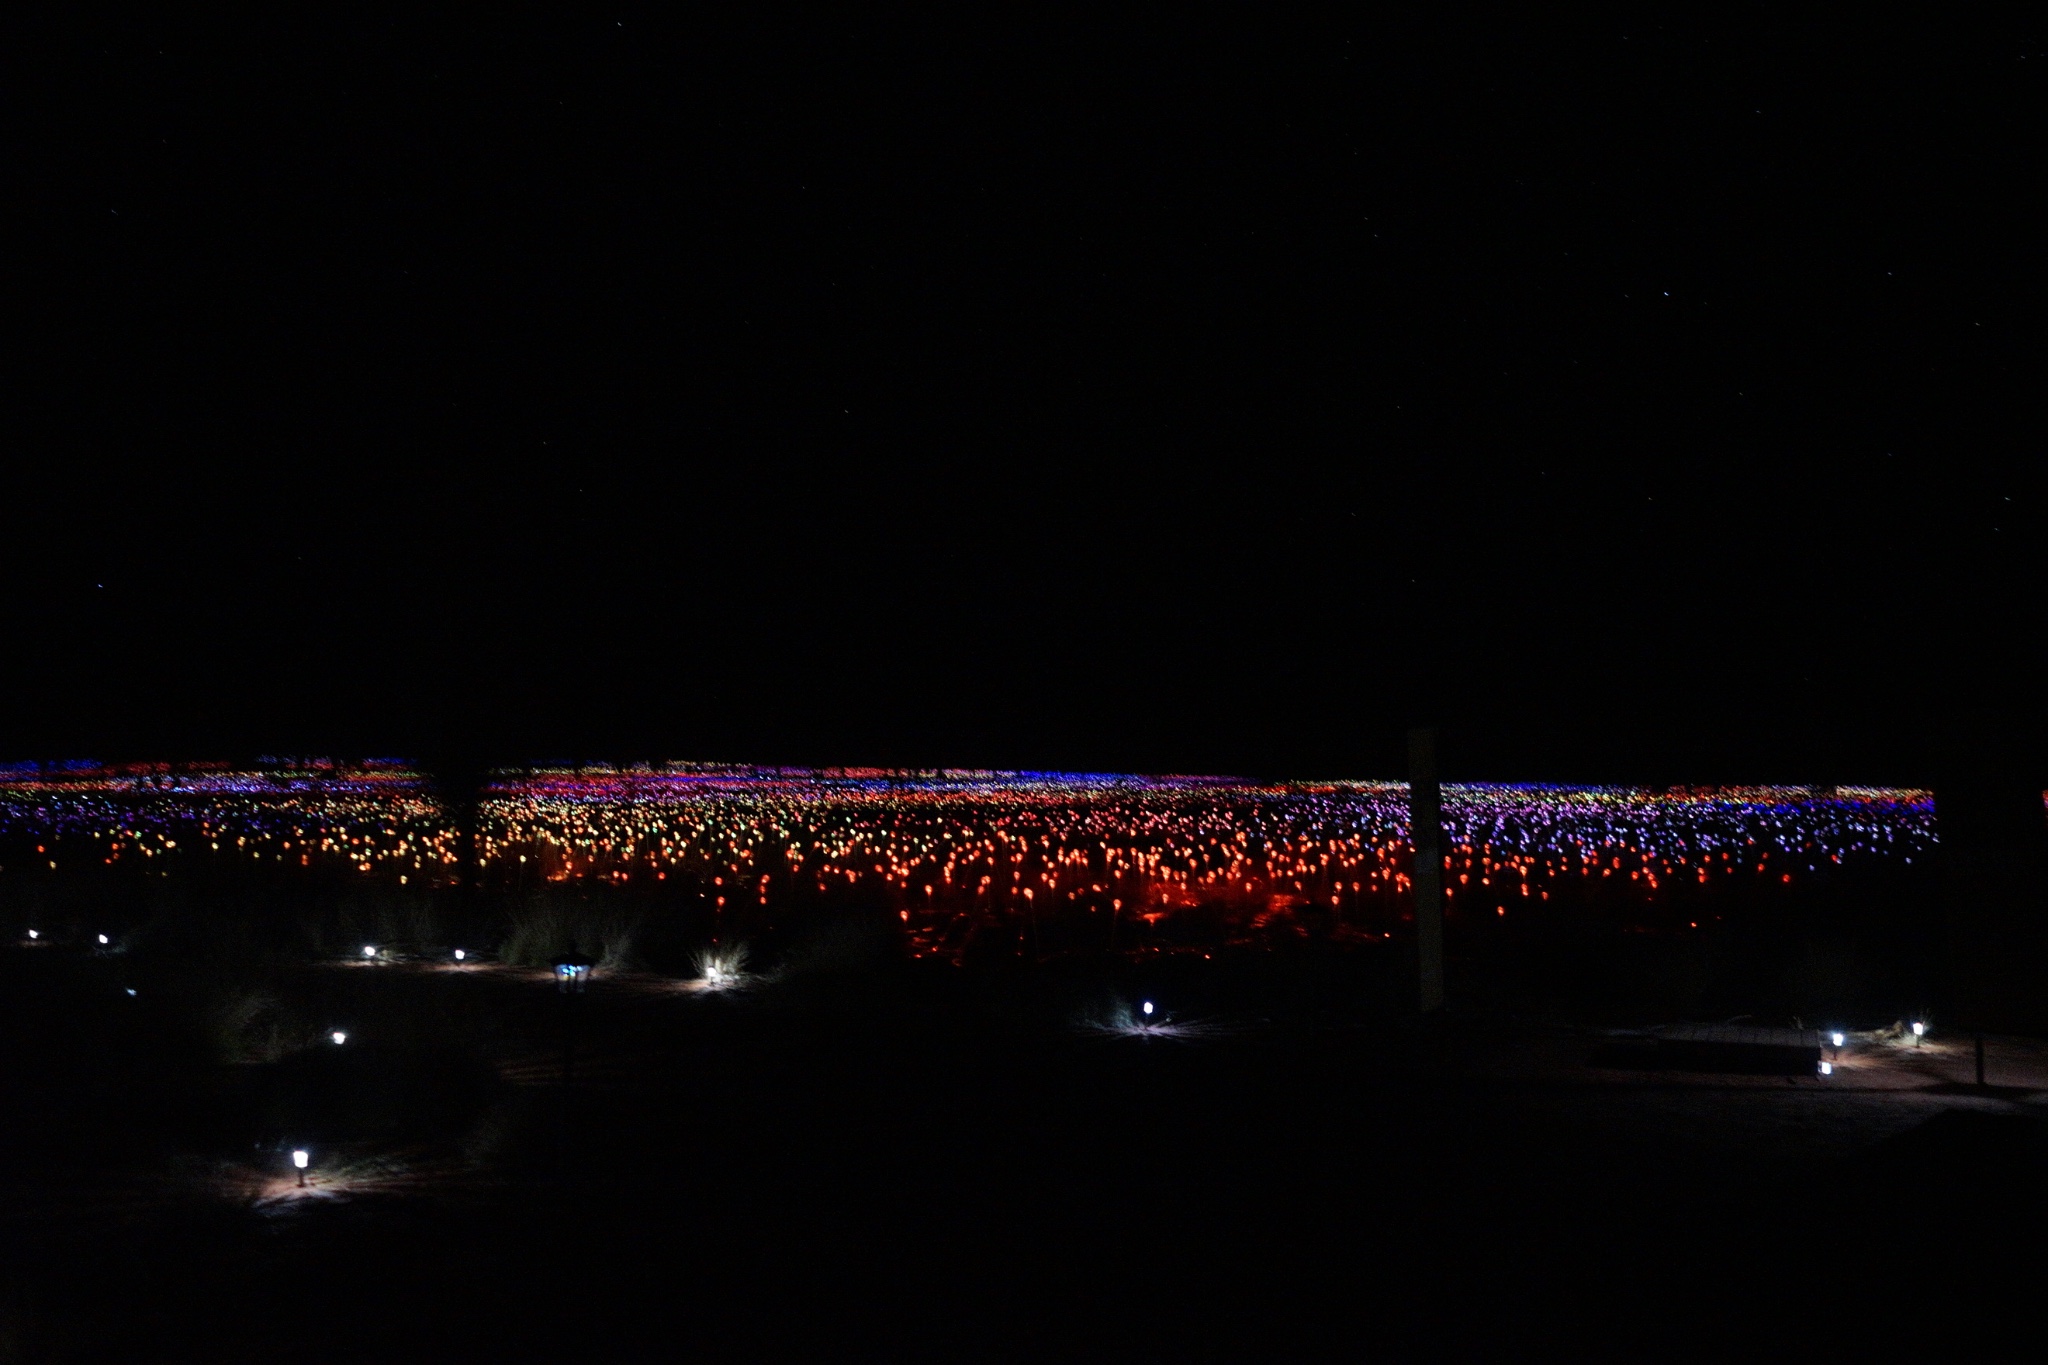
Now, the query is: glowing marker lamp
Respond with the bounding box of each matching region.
[1829,1031,1846,1048]
[1141,1000,1155,1020]
[1911,1020,1927,1045]
[292,1148,310,1188]
[25,929,37,940]
[453,948,467,962]
[361,945,378,960]
[554,953,595,994]
[97,934,109,946]
[1818,1061,1834,1076]
[330,1030,348,1046]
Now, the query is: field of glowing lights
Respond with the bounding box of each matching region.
[2,761,1939,962]
[4,761,2039,1364]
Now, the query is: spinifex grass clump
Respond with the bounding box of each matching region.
[691,942,754,991]
[498,891,643,972]
[204,985,317,1064]
[1075,998,1230,1040]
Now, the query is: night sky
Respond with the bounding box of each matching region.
[7,13,2040,780]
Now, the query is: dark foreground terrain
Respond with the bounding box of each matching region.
[3,941,2045,1361]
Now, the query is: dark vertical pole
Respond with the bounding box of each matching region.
[556,988,577,1181]
[563,992,577,1087]
[1409,726,1445,1013]
[1934,712,2048,1035]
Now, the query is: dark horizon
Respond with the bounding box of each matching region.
[1,725,2031,791]
[6,13,2039,786]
